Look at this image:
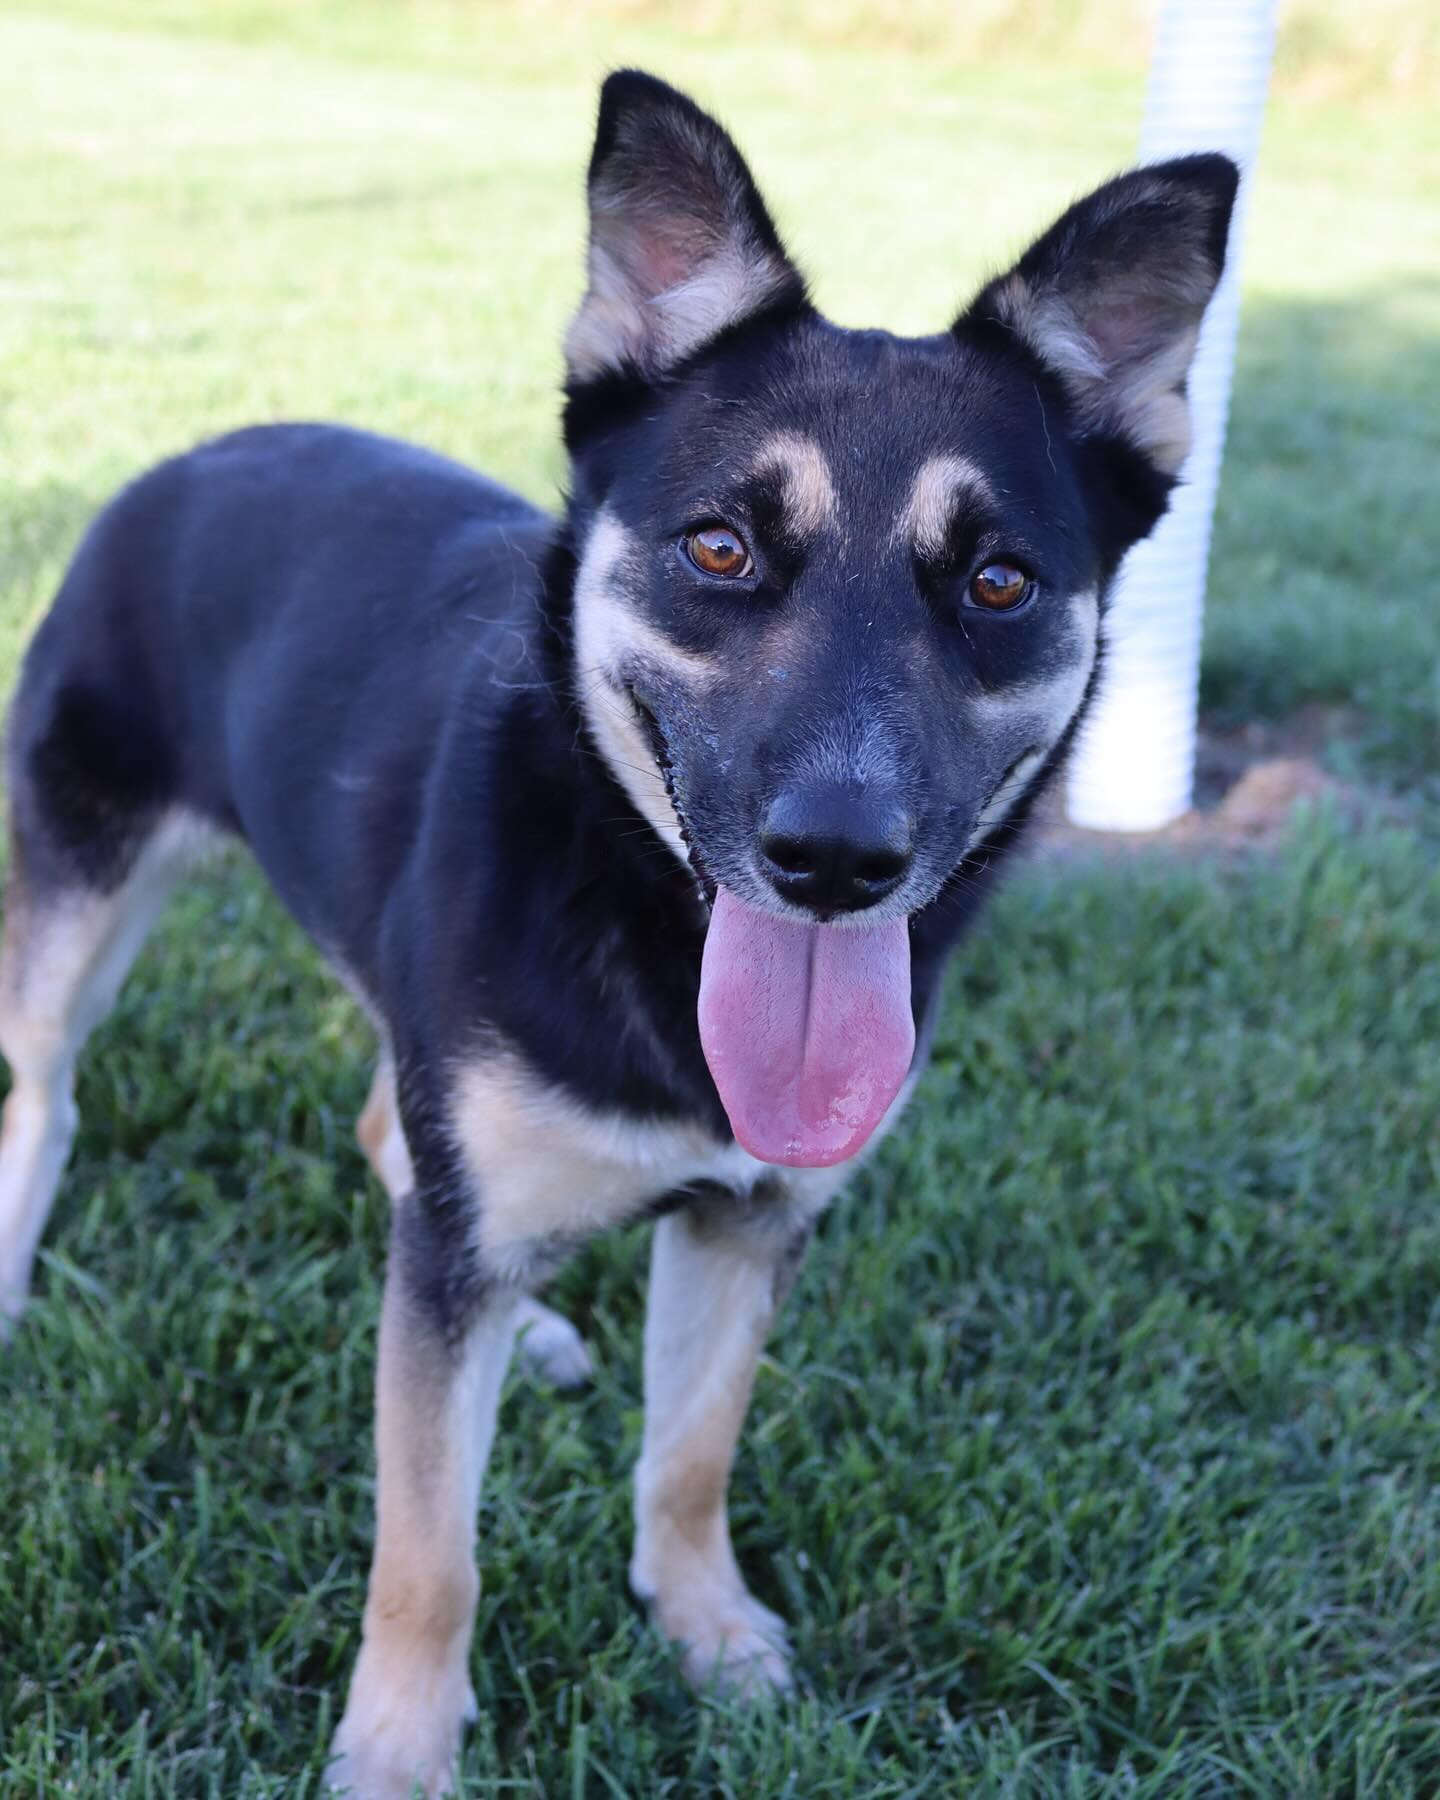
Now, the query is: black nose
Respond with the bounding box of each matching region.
[759,787,915,915]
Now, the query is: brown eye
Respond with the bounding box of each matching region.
[968,562,1031,611]
[683,525,753,579]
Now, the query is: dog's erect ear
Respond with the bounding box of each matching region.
[565,69,807,385]
[963,156,1239,474]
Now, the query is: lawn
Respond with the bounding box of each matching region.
[1,3,1438,1795]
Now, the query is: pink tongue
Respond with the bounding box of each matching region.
[698,887,914,1168]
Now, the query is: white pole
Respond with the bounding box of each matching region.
[1065,0,1278,832]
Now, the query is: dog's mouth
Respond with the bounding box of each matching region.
[627,687,717,907]
[625,684,914,1171]
[621,698,1044,1169]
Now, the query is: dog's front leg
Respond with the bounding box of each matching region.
[631,1190,819,1696]
[329,1200,517,1800]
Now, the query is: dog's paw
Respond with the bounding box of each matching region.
[327,1667,475,1799]
[681,1587,793,1697]
[327,1724,461,1800]
[513,1296,594,1390]
[634,1562,793,1698]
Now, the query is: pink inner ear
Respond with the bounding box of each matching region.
[621,215,712,300]
[1086,292,1185,372]
[638,238,691,294]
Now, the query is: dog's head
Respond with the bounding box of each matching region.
[562,70,1237,1168]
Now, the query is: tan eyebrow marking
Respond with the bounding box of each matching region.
[894,454,996,557]
[748,431,839,537]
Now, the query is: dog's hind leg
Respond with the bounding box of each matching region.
[630,1187,823,1695]
[510,1289,594,1390]
[0,819,195,1331]
[355,1054,593,1389]
[355,1051,416,1203]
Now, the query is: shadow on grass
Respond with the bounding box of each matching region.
[1205,277,1440,791]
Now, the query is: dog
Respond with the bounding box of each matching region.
[0,68,1236,1798]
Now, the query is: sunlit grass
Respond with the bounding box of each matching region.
[1,4,1437,1793]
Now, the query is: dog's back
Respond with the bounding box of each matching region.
[7,422,552,968]
[0,422,557,1336]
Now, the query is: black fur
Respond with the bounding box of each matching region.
[6,77,1237,1343]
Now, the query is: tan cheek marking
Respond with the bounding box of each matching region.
[971,587,1099,735]
[971,746,1050,843]
[894,454,997,559]
[748,431,839,537]
[571,508,715,869]
[967,589,1099,844]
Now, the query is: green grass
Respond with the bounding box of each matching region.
[1,3,1438,1794]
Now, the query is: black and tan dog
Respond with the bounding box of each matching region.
[0,70,1236,1798]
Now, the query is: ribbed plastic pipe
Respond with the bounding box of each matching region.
[1064,0,1277,832]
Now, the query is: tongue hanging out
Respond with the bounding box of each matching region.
[698,887,915,1168]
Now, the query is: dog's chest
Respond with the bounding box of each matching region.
[447,1052,775,1272]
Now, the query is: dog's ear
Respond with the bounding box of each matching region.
[962,156,1239,474]
[565,69,807,385]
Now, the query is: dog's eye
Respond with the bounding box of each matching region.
[967,563,1032,611]
[682,526,753,579]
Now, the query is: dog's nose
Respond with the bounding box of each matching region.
[759,787,914,915]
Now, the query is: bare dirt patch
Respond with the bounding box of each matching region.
[1035,706,1385,859]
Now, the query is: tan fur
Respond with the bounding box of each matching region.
[971,746,1049,841]
[629,1196,833,1692]
[971,588,1100,736]
[358,1054,594,1388]
[571,509,715,872]
[749,431,839,537]
[564,101,795,384]
[894,453,996,557]
[330,1278,518,1800]
[566,241,791,384]
[0,815,208,1328]
[448,1048,770,1277]
[990,261,1201,475]
[338,1074,836,1787]
[991,272,1104,386]
[1110,321,1199,473]
[356,1052,414,1201]
[964,588,1100,846]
